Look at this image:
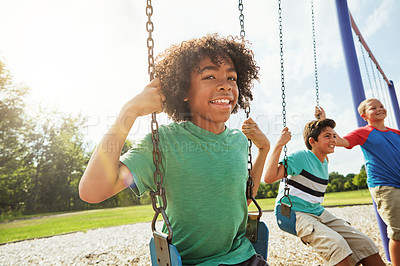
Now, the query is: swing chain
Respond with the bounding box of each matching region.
[278,0,286,129]
[238,0,245,40]
[244,98,254,200]
[239,2,262,221]
[278,0,290,195]
[358,37,374,98]
[369,54,381,100]
[239,1,253,201]
[310,0,319,107]
[146,0,173,241]
[146,0,155,80]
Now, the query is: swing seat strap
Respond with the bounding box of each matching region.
[153,231,171,265]
[245,212,260,243]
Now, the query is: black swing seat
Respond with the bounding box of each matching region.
[149,218,269,266]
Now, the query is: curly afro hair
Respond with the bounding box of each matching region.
[154,34,260,122]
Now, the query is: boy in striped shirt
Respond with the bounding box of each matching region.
[264,119,383,265]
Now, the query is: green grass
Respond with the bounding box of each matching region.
[323,189,372,206]
[0,205,155,244]
[0,189,372,244]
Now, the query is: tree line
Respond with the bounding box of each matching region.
[0,60,367,218]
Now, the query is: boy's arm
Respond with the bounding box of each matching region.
[335,135,350,147]
[263,127,291,184]
[242,118,270,204]
[79,79,164,203]
[315,106,350,147]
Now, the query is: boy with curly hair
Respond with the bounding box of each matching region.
[79,34,270,265]
[264,119,384,265]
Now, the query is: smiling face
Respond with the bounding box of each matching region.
[309,127,337,162]
[186,56,238,134]
[361,99,387,123]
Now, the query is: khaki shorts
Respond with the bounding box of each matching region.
[369,185,400,240]
[295,210,379,266]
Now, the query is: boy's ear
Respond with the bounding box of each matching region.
[360,113,367,121]
[308,137,316,147]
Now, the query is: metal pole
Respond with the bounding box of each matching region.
[335,0,391,261]
[388,81,400,129]
[335,0,367,127]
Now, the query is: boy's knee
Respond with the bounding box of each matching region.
[323,238,353,266]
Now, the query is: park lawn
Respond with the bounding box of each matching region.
[0,189,371,244]
[0,205,155,244]
[323,189,372,206]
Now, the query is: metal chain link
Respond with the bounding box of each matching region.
[244,99,254,200]
[310,0,319,107]
[241,3,253,200]
[239,1,262,218]
[278,0,289,197]
[146,0,155,80]
[240,3,252,198]
[146,0,173,241]
[238,0,246,40]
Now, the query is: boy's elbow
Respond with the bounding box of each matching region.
[264,169,282,184]
[263,174,276,184]
[79,182,103,204]
[79,191,104,204]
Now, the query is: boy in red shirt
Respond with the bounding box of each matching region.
[316,98,400,265]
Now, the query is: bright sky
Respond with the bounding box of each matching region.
[0,0,399,175]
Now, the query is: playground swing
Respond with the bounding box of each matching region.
[145,1,268,265]
[275,0,321,237]
[238,0,269,259]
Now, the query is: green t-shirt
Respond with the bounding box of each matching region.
[276,149,328,216]
[121,121,255,265]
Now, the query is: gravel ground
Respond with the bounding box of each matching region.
[0,205,391,265]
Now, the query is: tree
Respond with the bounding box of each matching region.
[0,60,30,214]
[353,165,367,189]
[328,172,345,192]
[255,181,279,199]
[0,58,145,215]
[23,108,90,213]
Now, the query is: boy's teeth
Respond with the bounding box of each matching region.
[212,99,229,103]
